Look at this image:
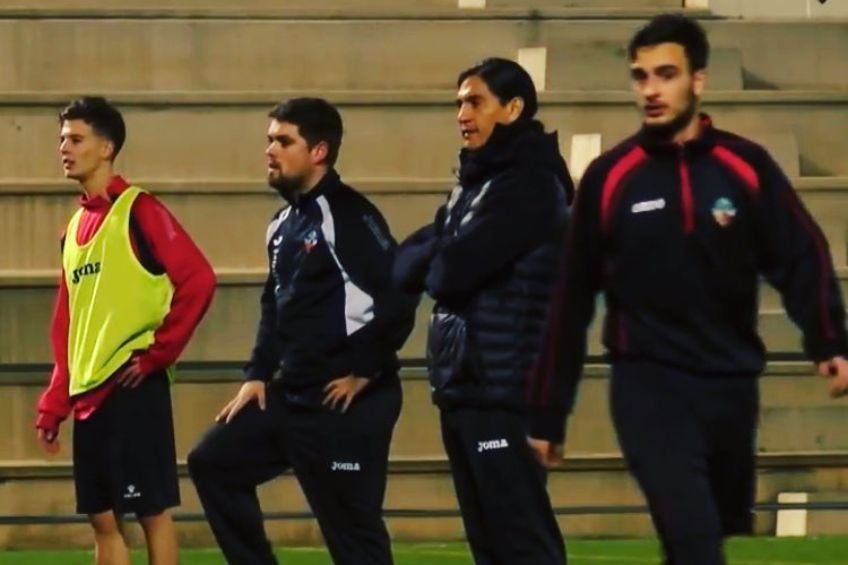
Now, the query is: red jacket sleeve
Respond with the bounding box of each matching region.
[131,194,216,374]
[35,274,72,433]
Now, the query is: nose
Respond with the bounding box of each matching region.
[641,77,660,100]
[457,102,472,124]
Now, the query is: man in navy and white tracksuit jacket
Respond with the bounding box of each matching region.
[189,98,416,565]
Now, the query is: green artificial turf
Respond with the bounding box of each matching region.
[3,537,847,564]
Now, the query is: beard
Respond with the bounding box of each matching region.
[267,169,307,202]
[642,91,698,143]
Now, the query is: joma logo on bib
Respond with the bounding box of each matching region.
[71,262,101,284]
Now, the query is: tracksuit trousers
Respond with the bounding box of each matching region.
[188,380,401,565]
[611,359,759,565]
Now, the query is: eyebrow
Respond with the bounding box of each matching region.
[631,63,680,73]
[655,64,680,73]
[456,94,482,105]
[629,63,682,79]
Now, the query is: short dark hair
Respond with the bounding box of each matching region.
[59,96,126,160]
[268,98,344,167]
[628,14,710,73]
[457,57,538,121]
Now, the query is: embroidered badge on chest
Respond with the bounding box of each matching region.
[712,197,737,228]
[303,230,319,253]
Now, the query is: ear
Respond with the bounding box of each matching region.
[99,139,116,162]
[310,141,330,166]
[505,97,525,124]
[692,69,707,98]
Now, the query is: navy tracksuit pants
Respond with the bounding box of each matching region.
[611,359,759,565]
[188,380,401,565]
[440,407,566,565]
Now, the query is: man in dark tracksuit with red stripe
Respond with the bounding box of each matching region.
[526,15,848,565]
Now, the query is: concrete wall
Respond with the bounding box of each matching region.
[690,0,848,18]
[0,20,846,91]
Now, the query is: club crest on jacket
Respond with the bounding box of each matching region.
[303,230,319,253]
[712,197,737,228]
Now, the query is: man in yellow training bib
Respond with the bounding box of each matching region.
[35,97,216,565]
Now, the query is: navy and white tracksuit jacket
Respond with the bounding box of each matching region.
[245,170,417,405]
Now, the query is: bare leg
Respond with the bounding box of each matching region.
[89,511,131,565]
[138,510,179,565]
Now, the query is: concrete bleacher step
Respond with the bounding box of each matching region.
[0,466,652,548]
[0,19,845,91]
[0,92,845,180]
[747,132,801,179]
[2,271,847,367]
[0,0,461,11]
[2,365,847,463]
[804,491,848,536]
[1,454,847,548]
[0,173,845,275]
[707,21,848,91]
[489,0,681,7]
[0,0,688,16]
[523,45,742,91]
[0,182,448,271]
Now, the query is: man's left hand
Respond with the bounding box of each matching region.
[527,437,564,469]
[817,356,848,398]
[322,375,370,413]
[116,357,147,388]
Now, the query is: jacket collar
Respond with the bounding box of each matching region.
[286,169,341,207]
[79,175,131,211]
[635,113,717,157]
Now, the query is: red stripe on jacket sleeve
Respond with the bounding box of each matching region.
[782,189,837,341]
[712,145,761,197]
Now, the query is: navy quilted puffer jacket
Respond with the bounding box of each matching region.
[394,119,572,411]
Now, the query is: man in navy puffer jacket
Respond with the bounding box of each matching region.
[395,57,573,565]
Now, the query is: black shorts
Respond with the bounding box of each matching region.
[73,371,180,517]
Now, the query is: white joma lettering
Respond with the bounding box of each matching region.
[477,439,509,453]
[631,198,666,214]
[331,461,361,472]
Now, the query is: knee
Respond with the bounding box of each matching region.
[187,444,209,479]
[138,510,173,532]
[90,513,125,541]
